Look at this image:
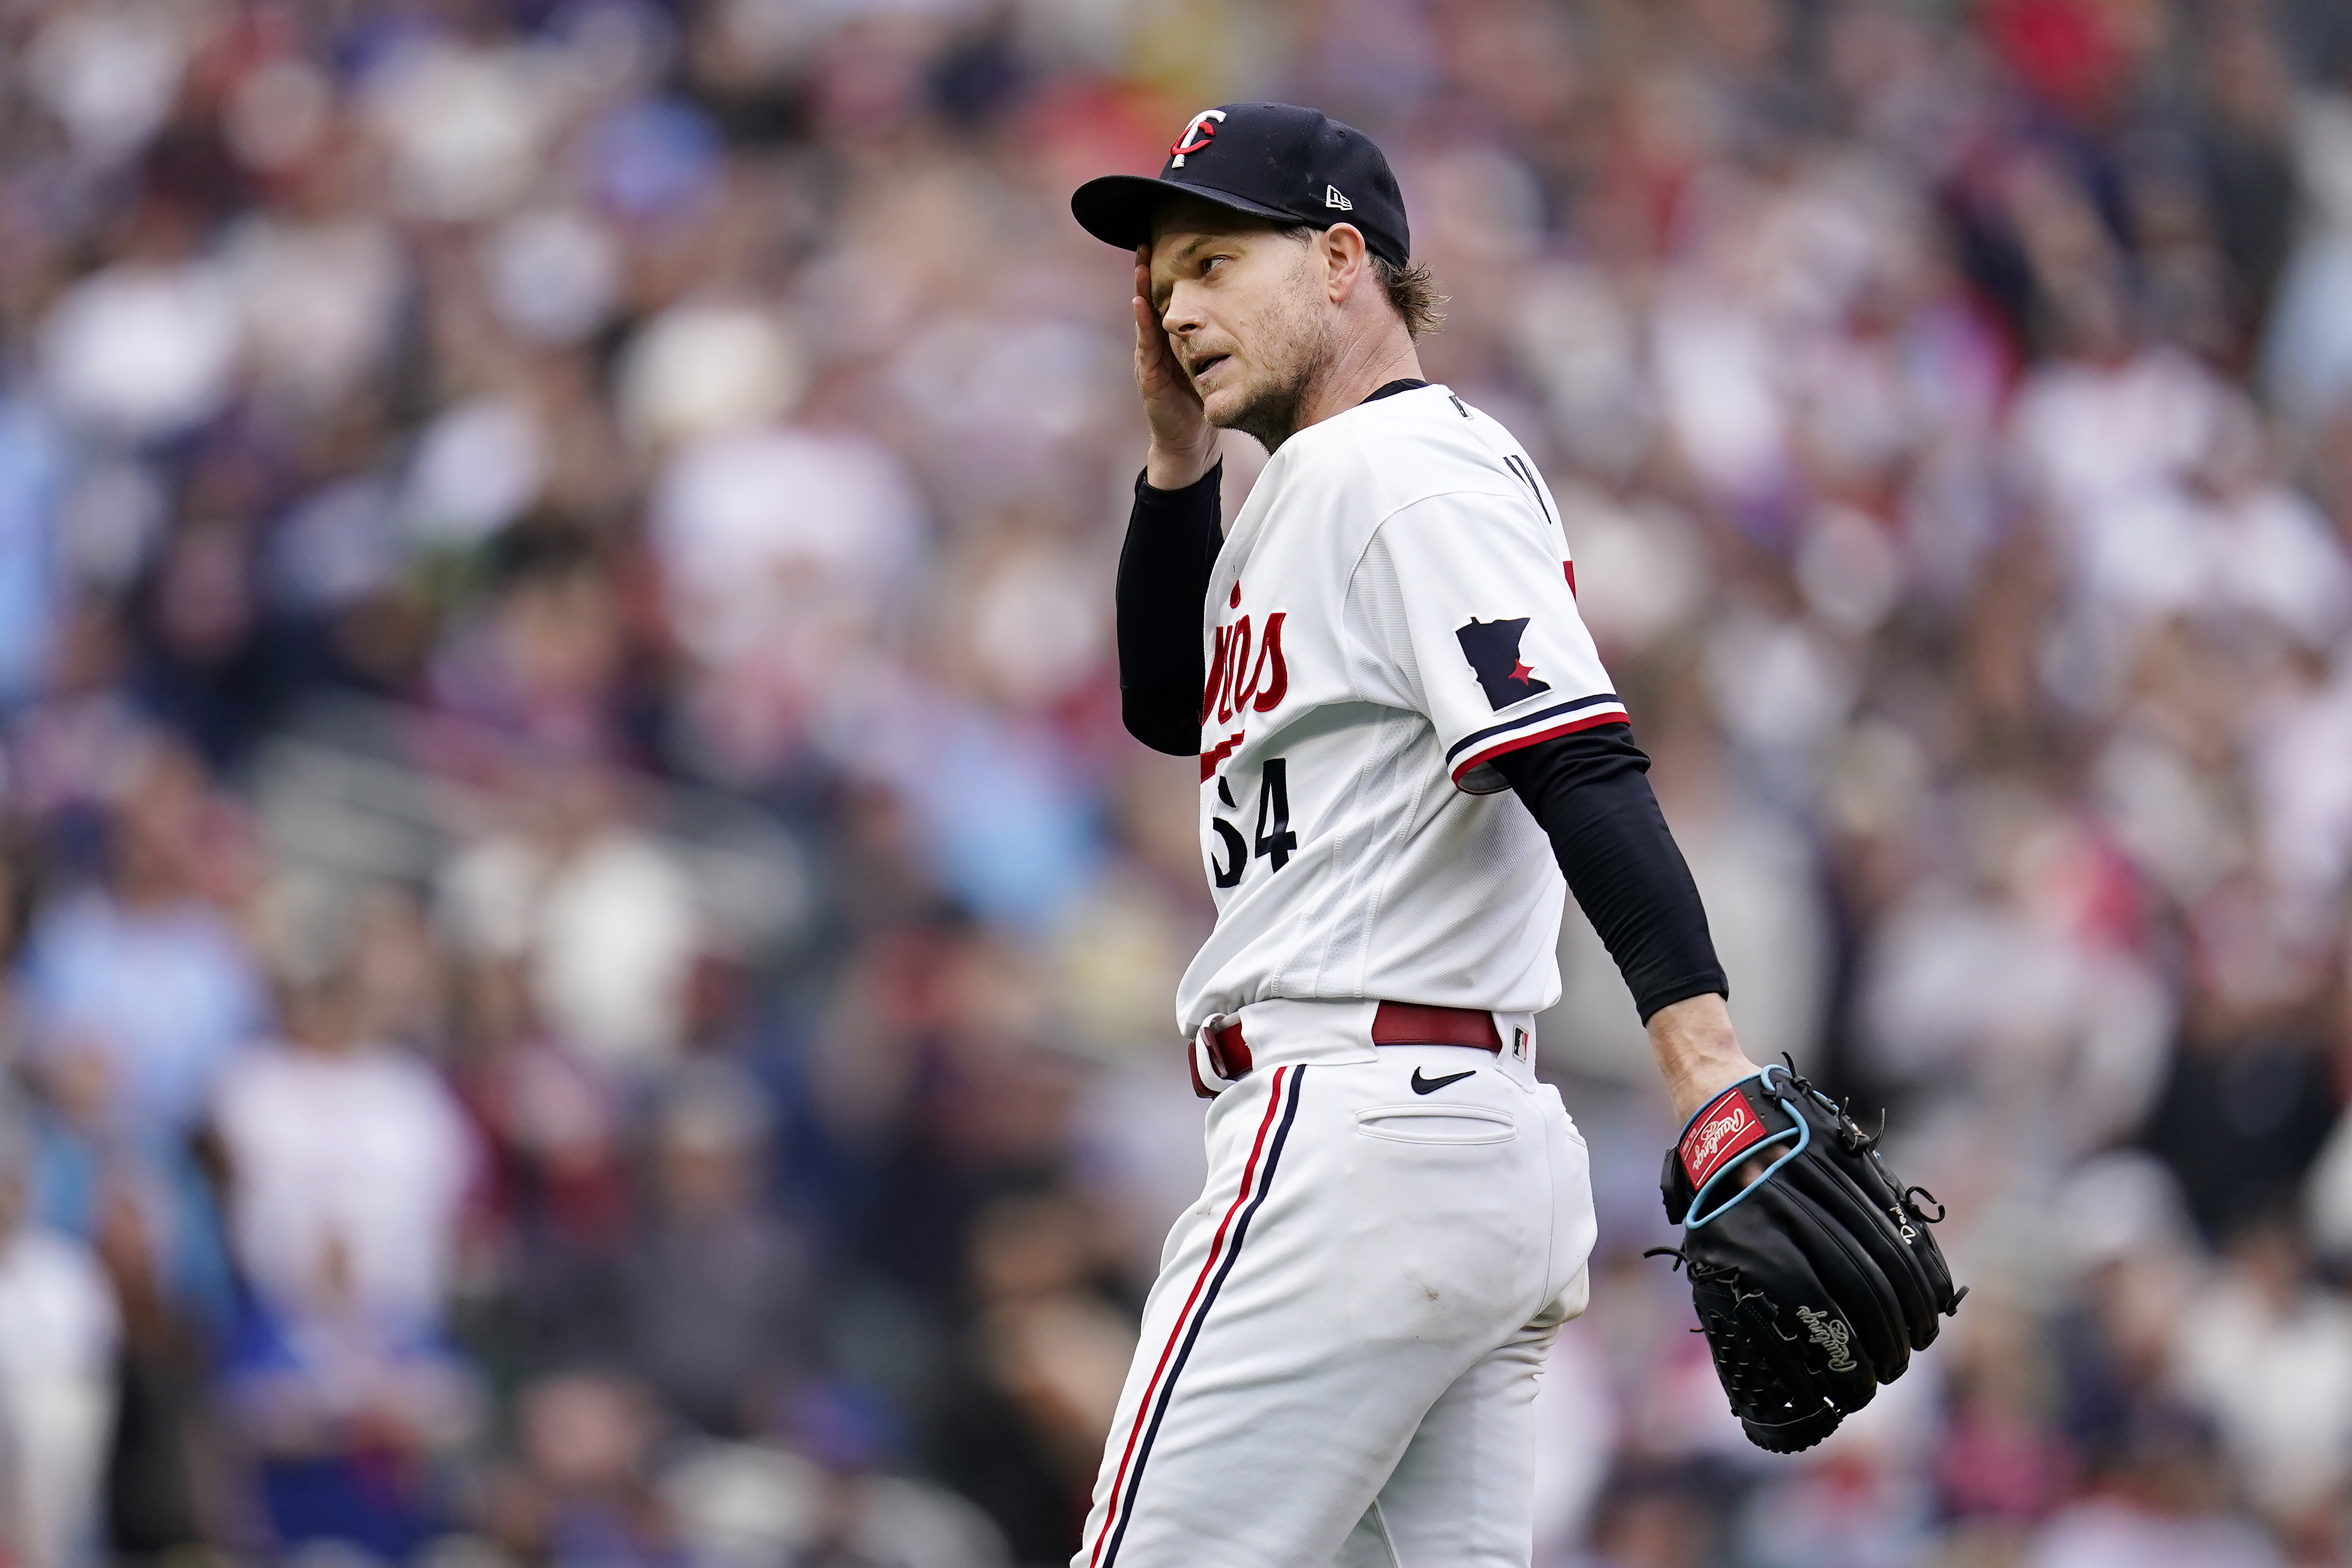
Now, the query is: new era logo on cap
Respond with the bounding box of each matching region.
[1068,103,1411,269]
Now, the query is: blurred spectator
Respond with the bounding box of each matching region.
[93,1177,219,1566]
[2022,1414,2288,1568]
[211,952,475,1330]
[453,953,634,1269]
[208,932,480,1559]
[18,737,261,1318]
[20,736,262,1141]
[1575,1463,1730,1568]
[663,1383,1011,1568]
[0,1146,119,1568]
[2170,1218,2352,1521]
[38,220,240,444]
[647,425,921,784]
[590,1061,814,1438]
[215,1226,483,1563]
[489,1372,683,1568]
[926,1187,1135,1566]
[438,761,701,1081]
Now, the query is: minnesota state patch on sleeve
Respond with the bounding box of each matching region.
[1455,617,1552,710]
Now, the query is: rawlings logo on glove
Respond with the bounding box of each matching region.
[1679,1087,1768,1189]
[1650,1063,1965,1454]
[1796,1306,1857,1373]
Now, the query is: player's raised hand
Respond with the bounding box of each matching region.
[1135,246,1218,489]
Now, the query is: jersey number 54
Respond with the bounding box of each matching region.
[1210,759,1297,889]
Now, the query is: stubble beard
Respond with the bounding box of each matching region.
[1204,271,1334,455]
[1217,349,1318,454]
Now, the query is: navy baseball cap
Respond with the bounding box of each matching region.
[1071,103,1411,268]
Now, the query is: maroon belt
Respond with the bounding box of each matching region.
[1197,1001,1501,1093]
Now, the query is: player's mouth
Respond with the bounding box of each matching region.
[1189,353,1231,384]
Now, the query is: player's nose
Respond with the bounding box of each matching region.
[1159,286,1203,336]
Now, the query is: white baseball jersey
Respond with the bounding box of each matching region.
[1174,384,1626,1035]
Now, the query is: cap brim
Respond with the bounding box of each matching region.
[1070,174,1307,252]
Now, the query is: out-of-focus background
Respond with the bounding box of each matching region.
[1,0,2351,1564]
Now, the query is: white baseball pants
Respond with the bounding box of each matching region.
[1074,999,1598,1568]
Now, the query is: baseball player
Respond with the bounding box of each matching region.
[1066,103,1957,1568]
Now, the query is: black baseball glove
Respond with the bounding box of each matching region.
[1650,1062,1964,1454]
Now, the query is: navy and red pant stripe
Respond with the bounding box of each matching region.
[1088,1064,1308,1568]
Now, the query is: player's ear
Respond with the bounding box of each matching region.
[1320,223,1368,305]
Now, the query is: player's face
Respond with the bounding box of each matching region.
[1148,211,1332,451]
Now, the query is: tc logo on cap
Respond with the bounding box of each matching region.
[1170,109,1225,167]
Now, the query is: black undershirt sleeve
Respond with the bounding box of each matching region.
[1487,724,1730,1024]
[1116,462,1225,755]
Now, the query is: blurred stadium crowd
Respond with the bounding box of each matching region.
[3,0,2352,1564]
